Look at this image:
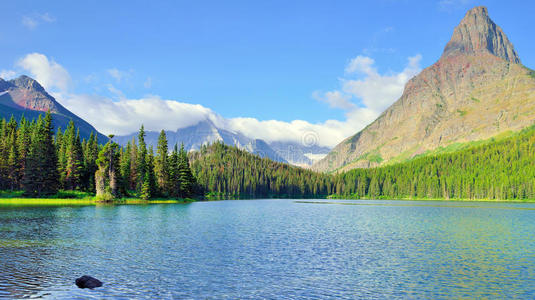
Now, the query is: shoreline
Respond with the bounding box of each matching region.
[2,196,535,206]
[0,198,195,206]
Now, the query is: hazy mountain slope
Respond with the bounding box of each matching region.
[268,141,330,167]
[114,120,288,163]
[0,75,107,142]
[313,6,535,173]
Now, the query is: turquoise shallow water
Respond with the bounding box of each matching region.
[1,199,535,299]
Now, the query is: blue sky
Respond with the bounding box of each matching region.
[0,0,533,146]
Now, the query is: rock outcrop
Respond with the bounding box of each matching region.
[313,6,535,173]
[75,275,103,289]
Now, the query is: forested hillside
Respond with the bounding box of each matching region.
[332,125,535,200]
[189,142,333,199]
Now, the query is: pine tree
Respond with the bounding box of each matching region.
[146,146,157,197]
[64,122,84,190]
[136,125,147,192]
[129,137,138,190]
[95,139,120,199]
[177,144,196,198]
[83,132,99,192]
[16,116,30,190]
[140,173,151,200]
[169,144,180,198]
[23,112,59,196]
[154,130,170,196]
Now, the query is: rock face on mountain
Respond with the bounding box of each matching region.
[114,120,289,163]
[313,6,535,173]
[0,75,107,142]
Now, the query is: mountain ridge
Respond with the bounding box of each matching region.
[114,119,330,165]
[0,75,108,142]
[313,6,535,173]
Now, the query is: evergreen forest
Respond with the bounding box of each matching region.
[1,112,534,201]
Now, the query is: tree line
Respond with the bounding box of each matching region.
[0,112,197,200]
[333,125,535,200]
[189,141,334,199]
[188,126,535,201]
[1,112,534,201]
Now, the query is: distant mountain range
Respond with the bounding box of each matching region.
[0,75,329,166]
[0,75,107,142]
[113,120,330,166]
[313,6,535,172]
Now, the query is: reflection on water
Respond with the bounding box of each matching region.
[1,200,535,298]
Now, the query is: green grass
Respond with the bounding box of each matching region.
[0,190,93,199]
[0,190,195,206]
[457,109,467,116]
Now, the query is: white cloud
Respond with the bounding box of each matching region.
[22,13,56,30]
[17,53,71,91]
[14,52,422,148]
[345,56,375,74]
[0,70,17,79]
[56,93,215,136]
[313,90,356,111]
[311,54,422,145]
[342,54,421,112]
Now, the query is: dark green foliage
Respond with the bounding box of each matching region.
[189,142,332,199]
[145,146,158,198]
[2,111,535,201]
[136,125,147,192]
[22,112,59,196]
[177,144,195,198]
[154,130,170,196]
[332,124,535,200]
[140,173,151,200]
[168,144,180,198]
[95,140,121,199]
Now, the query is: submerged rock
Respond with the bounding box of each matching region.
[75,275,103,289]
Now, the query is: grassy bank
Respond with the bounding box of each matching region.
[0,190,195,206]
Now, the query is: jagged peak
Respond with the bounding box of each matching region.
[441,6,520,63]
[9,75,47,93]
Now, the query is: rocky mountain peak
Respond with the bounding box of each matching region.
[9,75,47,93]
[441,6,520,63]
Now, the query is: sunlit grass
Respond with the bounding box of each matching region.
[0,192,195,207]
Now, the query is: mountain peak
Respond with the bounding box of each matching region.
[441,6,520,63]
[9,75,47,93]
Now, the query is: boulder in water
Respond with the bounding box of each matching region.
[75,275,103,289]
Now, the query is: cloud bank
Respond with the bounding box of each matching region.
[13,53,422,148]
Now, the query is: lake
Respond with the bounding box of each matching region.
[1,199,535,299]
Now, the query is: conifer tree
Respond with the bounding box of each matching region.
[119,142,132,194]
[136,125,147,192]
[23,112,59,196]
[168,144,180,198]
[95,139,120,199]
[82,132,99,192]
[177,144,195,198]
[128,137,138,190]
[146,146,157,197]
[154,130,170,195]
[64,122,84,190]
